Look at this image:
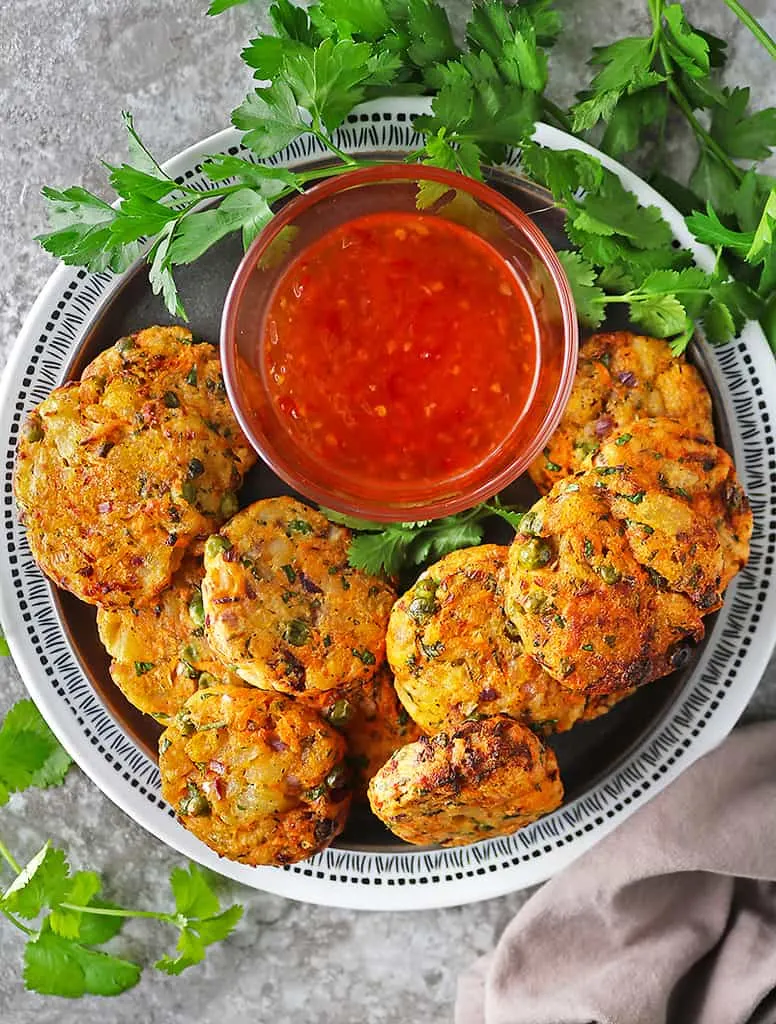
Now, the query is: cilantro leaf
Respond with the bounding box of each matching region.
[48,871,103,940]
[1,843,70,919]
[24,926,141,998]
[408,519,485,566]
[600,86,667,158]
[232,81,307,158]
[415,52,540,164]
[568,172,674,251]
[348,528,413,576]
[0,626,9,657]
[35,187,131,274]
[628,292,690,337]
[0,699,72,805]
[104,163,178,202]
[168,864,221,920]
[241,35,311,82]
[155,866,243,976]
[557,251,607,328]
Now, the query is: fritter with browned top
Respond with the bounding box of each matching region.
[368,716,563,847]
[529,332,714,493]
[591,418,752,607]
[388,545,631,733]
[506,474,706,695]
[14,325,255,607]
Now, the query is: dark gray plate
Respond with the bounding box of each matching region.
[53,159,727,850]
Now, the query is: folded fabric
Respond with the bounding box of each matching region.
[456,721,776,1024]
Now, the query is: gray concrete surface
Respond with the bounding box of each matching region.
[1,1,775,1021]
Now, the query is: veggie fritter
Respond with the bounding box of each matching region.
[311,664,423,800]
[96,556,245,721]
[159,685,350,865]
[529,332,714,494]
[591,418,752,604]
[368,716,563,847]
[387,545,631,733]
[14,325,255,608]
[202,497,396,695]
[506,474,705,695]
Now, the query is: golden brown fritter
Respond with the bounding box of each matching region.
[159,685,350,866]
[14,325,255,608]
[311,665,423,800]
[591,418,752,604]
[96,557,245,721]
[505,474,705,695]
[367,716,563,847]
[202,497,396,696]
[387,545,631,734]
[529,332,714,494]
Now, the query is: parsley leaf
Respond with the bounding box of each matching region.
[167,189,273,263]
[709,87,776,161]
[232,81,307,158]
[687,203,755,254]
[0,699,72,805]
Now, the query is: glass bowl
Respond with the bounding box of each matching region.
[221,163,578,522]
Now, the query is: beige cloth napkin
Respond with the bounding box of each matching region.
[456,721,776,1024]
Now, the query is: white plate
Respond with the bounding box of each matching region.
[2,97,775,910]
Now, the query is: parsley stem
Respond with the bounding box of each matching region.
[665,77,744,185]
[59,902,177,923]
[1,908,35,937]
[0,838,21,874]
[720,0,776,62]
[542,98,574,133]
[309,128,358,167]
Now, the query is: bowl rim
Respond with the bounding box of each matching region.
[220,161,579,522]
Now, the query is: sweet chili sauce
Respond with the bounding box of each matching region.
[262,210,539,488]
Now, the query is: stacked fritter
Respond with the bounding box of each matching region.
[15,326,753,857]
[366,332,752,846]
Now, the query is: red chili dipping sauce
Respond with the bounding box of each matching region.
[262,211,539,488]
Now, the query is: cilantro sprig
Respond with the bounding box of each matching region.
[322,501,523,576]
[0,700,242,998]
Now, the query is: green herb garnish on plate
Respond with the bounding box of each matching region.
[33,0,776,355]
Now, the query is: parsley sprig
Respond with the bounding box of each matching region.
[322,500,523,576]
[0,700,242,997]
